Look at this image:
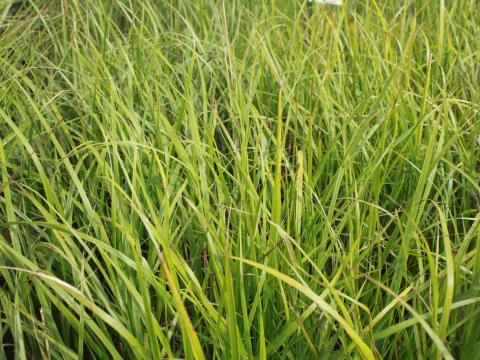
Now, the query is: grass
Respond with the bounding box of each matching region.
[0,0,479,358]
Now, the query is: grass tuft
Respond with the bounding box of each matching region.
[0,0,479,359]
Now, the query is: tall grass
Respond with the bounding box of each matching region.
[0,0,479,358]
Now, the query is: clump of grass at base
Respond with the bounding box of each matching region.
[0,0,479,359]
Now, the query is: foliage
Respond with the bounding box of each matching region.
[0,0,479,358]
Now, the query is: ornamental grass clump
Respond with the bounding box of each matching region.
[0,0,479,359]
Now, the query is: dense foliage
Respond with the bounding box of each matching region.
[0,0,479,358]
